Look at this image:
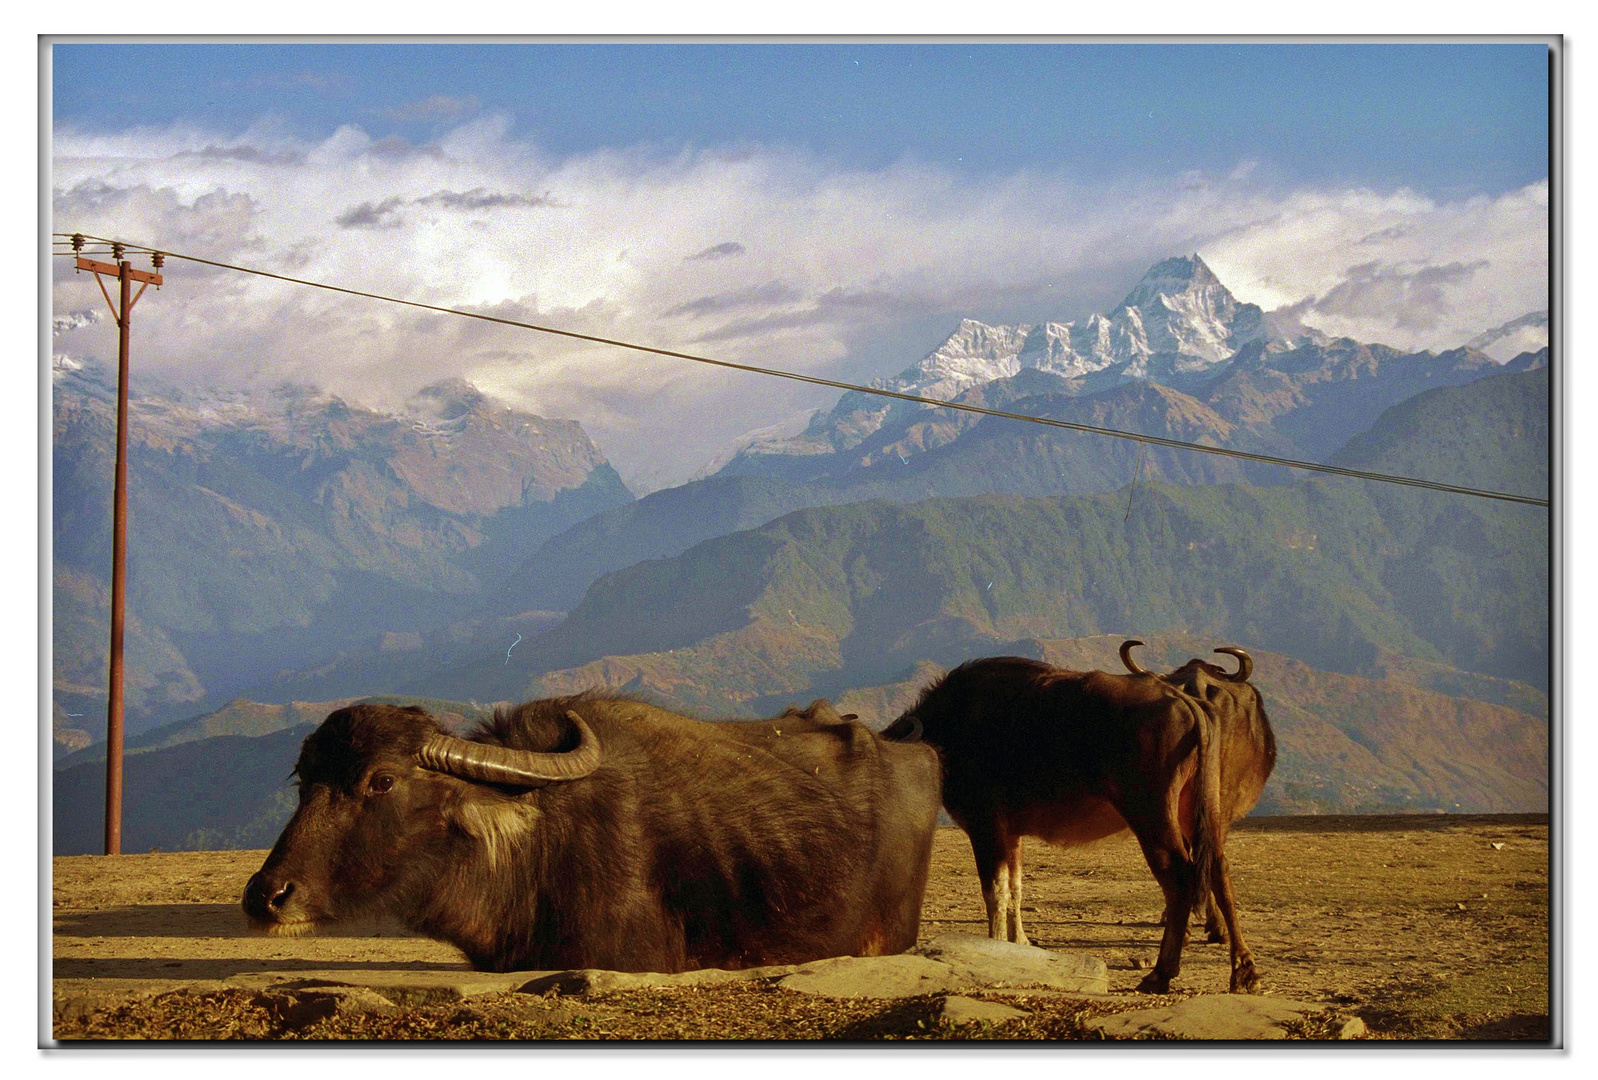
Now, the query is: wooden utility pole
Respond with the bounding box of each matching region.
[72,235,163,855]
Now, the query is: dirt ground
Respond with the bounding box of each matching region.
[50,815,1551,1042]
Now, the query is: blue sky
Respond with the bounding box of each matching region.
[53,42,1549,197]
[50,41,1552,490]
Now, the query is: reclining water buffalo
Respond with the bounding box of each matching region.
[882,644,1275,994]
[243,694,942,974]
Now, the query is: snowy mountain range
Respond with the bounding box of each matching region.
[721,255,1539,473]
[727,254,1305,465]
[874,254,1274,404]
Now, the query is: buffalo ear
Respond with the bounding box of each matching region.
[400,705,429,716]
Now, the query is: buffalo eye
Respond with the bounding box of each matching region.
[368,774,395,796]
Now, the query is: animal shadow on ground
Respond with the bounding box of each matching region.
[55,905,251,938]
[829,997,945,1040]
[53,957,472,981]
[1458,1013,1552,1041]
[55,904,424,940]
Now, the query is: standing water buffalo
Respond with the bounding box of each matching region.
[882,644,1274,994]
[244,695,942,974]
[1118,640,1277,943]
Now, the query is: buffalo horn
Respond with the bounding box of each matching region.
[416,710,601,787]
[1119,639,1150,675]
[1213,647,1253,682]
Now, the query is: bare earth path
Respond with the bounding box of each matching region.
[50,815,1550,1041]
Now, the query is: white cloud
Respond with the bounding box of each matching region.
[1201,182,1549,349]
[51,119,1549,491]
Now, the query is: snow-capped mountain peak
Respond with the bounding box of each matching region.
[726,255,1284,467]
[1111,253,1267,367]
[1115,254,1225,313]
[872,318,1035,401]
[874,254,1273,403]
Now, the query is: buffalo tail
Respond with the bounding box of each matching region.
[1186,693,1223,916]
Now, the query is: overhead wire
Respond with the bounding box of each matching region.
[52,233,1550,509]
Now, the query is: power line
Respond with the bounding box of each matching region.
[53,233,1550,509]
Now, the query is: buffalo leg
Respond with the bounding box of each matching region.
[966,823,1012,942]
[1210,854,1259,992]
[1130,818,1197,994]
[1203,895,1227,943]
[1164,892,1225,942]
[1004,840,1029,947]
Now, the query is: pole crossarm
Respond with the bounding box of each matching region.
[76,256,162,286]
[77,257,158,324]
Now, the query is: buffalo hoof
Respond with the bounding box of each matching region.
[1230,961,1261,994]
[1205,928,1227,945]
[1136,971,1172,995]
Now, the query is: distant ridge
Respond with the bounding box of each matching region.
[52,370,632,739]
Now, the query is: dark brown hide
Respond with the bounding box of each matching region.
[1130,647,1278,945]
[883,654,1274,994]
[244,696,941,974]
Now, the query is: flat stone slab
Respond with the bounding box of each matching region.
[939,995,1030,1026]
[67,932,1108,1008]
[775,953,966,998]
[1085,995,1361,1040]
[912,933,1108,993]
[224,969,539,1006]
[773,934,1105,999]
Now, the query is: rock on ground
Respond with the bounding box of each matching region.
[496,933,1111,1001]
[939,996,1030,1026]
[258,985,398,1028]
[913,933,1107,992]
[55,932,1109,1024]
[224,969,532,1006]
[774,953,965,998]
[774,934,1107,999]
[1084,995,1364,1040]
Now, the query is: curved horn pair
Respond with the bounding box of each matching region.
[1120,640,1252,682]
[416,710,601,787]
